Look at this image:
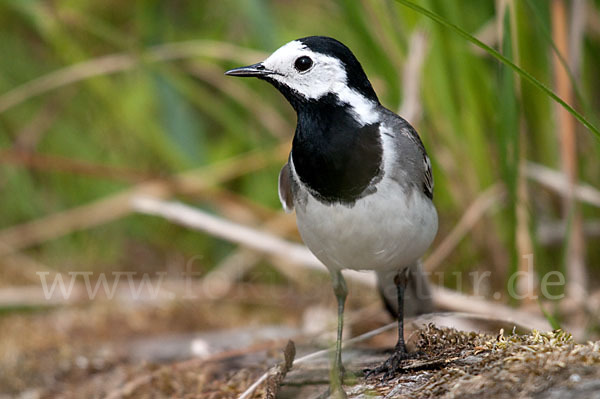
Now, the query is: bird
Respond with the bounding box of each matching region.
[226,36,437,396]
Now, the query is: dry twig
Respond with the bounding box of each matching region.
[525,161,600,207]
[0,144,287,257]
[551,0,587,302]
[398,30,428,122]
[0,40,268,113]
[425,184,505,272]
[131,197,552,334]
[238,323,398,399]
[266,340,296,399]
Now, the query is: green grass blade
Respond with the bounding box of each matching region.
[394,0,600,140]
[523,0,597,128]
[498,3,519,294]
[538,298,562,330]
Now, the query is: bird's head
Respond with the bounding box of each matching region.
[226,36,379,112]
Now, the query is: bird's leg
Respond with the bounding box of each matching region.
[394,269,408,355]
[329,270,348,398]
[365,268,411,380]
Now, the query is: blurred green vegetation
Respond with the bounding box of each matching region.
[0,0,599,303]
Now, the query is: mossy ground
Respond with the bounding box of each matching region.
[3,295,599,399]
[357,325,600,399]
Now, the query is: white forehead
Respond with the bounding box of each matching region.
[262,40,347,100]
[263,40,311,68]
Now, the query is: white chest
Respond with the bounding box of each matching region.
[294,177,438,272]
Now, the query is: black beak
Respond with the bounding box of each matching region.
[225,62,275,77]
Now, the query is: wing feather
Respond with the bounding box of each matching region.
[278,163,294,213]
[381,107,434,200]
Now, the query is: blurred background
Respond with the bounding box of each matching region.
[0,0,599,397]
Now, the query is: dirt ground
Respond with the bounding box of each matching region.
[1,284,599,399]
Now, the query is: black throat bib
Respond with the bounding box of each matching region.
[291,94,383,205]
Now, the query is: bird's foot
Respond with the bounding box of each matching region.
[329,362,347,398]
[327,386,348,399]
[364,347,415,380]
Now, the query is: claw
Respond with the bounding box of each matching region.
[364,349,412,380]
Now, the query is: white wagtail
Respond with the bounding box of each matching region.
[226,36,437,395]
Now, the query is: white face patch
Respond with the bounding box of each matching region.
[262,40,378,125]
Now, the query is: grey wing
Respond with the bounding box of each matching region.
[278,162,294,213]
[422,151,434,200]
[384,109,434,199]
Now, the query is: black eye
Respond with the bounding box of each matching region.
[294,56,313,72]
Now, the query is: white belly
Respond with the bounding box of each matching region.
[295,178,438,272]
